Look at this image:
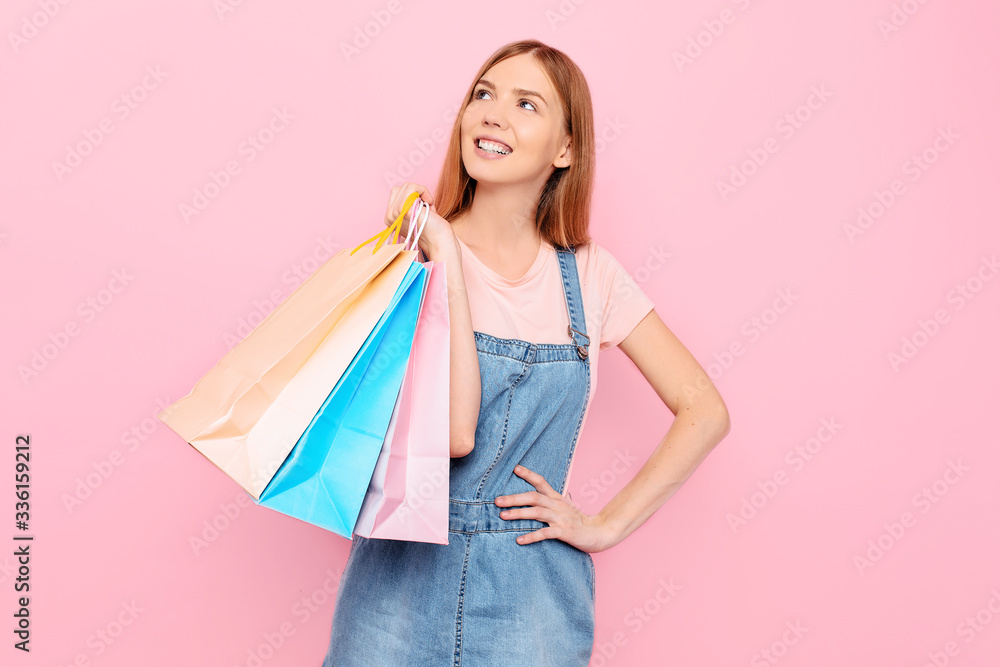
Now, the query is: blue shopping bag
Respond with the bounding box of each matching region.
[255,259,427,537]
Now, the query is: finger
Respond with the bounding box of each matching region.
[494,491,547,508]
[388,186,420,232]
[513,465,557,494]
[387,186,416,228]
[514,526,555,545]
[398,185,429,220]
[412,183,433,206]
[499,505,559,525]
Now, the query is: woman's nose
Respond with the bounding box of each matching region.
[481,105,510,129]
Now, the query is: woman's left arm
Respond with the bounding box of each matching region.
[595,308,731,550]
[494,308,730,552]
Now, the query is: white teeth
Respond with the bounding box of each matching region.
[477,139,510,155]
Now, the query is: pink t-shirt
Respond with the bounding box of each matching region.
[455,235,656,489]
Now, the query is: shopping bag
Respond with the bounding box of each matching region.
[255,256,428,537]
[353,251,450,544]
[158,193,426,498]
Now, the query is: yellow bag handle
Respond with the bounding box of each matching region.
[350,192,423,256]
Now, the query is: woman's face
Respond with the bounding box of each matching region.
[460,53,571,186]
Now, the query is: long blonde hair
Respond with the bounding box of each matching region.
[433,40,595,249]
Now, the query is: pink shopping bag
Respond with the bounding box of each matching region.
[353,202,450,544]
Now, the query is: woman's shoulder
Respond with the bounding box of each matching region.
[571,240,627,277]
[573,239,654,307]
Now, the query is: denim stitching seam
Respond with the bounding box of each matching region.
[453,533,471,667]
[474,358,530,502]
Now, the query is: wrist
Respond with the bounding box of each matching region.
[424,229,460,264]
[593,509,626,550]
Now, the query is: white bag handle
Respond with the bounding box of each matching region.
[403,200,431,253]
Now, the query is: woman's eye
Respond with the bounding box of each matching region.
[472,89,536,111]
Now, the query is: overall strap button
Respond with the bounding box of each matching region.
[567,325,590,359]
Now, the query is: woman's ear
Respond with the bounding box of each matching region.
[554,138,572,169]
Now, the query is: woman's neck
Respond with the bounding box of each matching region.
[450,184,541,253]
[449,185,548,281]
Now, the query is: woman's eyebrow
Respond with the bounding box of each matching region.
[475,79,547,107]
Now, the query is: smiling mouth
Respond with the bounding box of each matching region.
[476,138,512,155]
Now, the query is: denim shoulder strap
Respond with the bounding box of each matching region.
[553,244,590,361]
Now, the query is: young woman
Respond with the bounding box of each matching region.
[323,39,730,666]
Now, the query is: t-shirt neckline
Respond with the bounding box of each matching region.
[455,234,551,287]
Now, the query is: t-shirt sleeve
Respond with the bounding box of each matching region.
[596,245,656,350]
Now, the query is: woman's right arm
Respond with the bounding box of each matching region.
[385,185,480,457]
[424,233,481,458]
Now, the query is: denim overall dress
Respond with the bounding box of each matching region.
[323,244,595,666]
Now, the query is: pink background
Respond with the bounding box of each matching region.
[2,1,998,665]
